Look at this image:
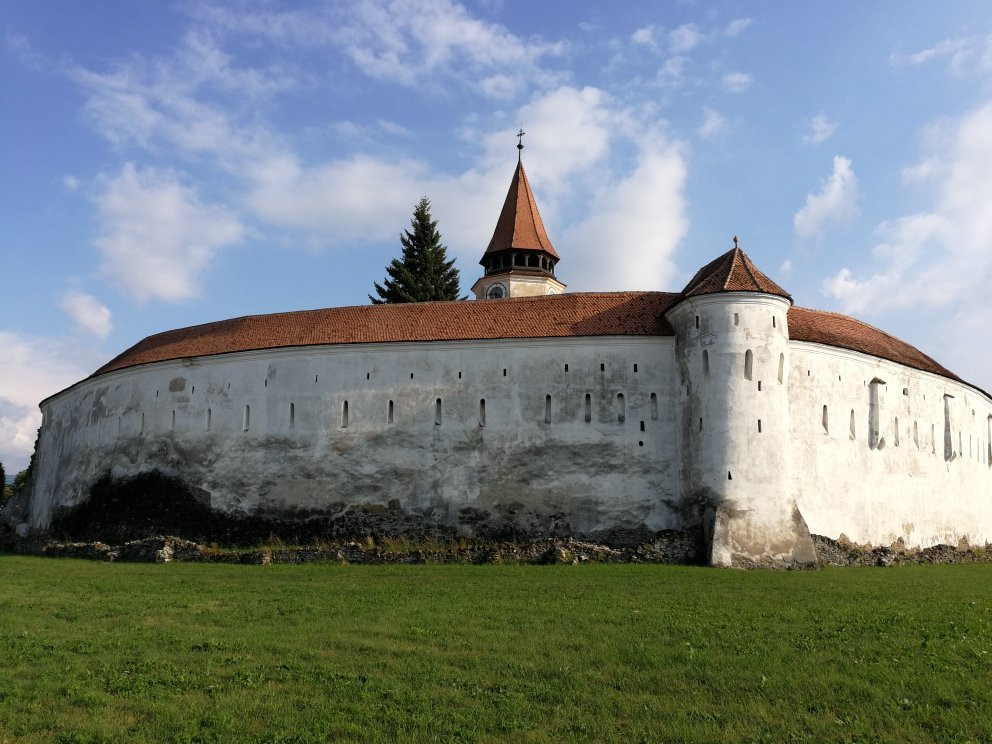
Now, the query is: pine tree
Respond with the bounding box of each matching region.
[370,197,463,304]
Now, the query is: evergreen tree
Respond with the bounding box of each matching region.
[370,197,463,303]
[0,461,5,507]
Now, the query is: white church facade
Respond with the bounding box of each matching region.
[12,150,992,566]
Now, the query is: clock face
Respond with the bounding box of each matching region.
[486,283,506,299]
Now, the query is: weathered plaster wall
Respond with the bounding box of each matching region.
[668,293,815,566]
[788,342,992,548]
[29,337,679,538]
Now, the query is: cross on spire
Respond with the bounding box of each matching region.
[516,128,525,159]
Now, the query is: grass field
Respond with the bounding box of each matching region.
[1,558,990,743]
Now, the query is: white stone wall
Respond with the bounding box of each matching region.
[23,298,992,556]
[29,337,679,537]
[788,342,992,548]
[668,293,814,565]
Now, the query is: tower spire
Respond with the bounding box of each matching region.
[470,137,566,300]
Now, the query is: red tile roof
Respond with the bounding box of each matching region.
[86,292,974,394]
[787,306,962,383]
[91,292,677,378]
[483,159,559,260]
[681,247,791,301]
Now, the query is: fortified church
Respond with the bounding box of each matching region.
[11,139,992,566]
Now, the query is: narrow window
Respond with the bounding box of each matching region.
[913,420,918,448]
[758,419,762,433]
[156,390,159,398]
[987,415,991,466]
[206,408,212,432]
[617,393,625,423]
[869,379,885,450]
[479,399,486,427]
[903,387,909,396]
[264,379,268,387]
[503,368,507,377]
[702,350,710,377]
[342,401,349,429]
[772,316,776,328]
[290,403,295,429]
[366,372,370,380]
[243,405,250,432]
[584,394,592,423]
[943,395,954,461]
[171,410,176,430]
[191,386,195,394]
[699,417,703,432]
[600,363,605,372]
[744,349,753,381]
[849,409,856,440]
[410,373,414,379]
[694,315,700,329]
[458,371,462,379]
[758,381,762,392]
[545,395,552,424]
[822,405,829,434]
[634,363,638,373]
[315,374,319,383]
[564,364,569,372]
[777,354,785,384]
[117,416,121,436]
[640,421,645,432]
[894,417,899,447]
[650,393,658,421]
[727,471,732,480]
[388,400,394,424]
[435,398,442,425]
[734,313,739,326]
[140,412,145,434]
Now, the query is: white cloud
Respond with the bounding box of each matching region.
[631,26,654,46]
[669,24,702,54]
[803,113,837,144]
[0,331,107,472]
[95,164,244,302]
[794,156,859,238]
[658,56,687,87]
[60,291,112,339]
[698,107,727,138]
[62,175,81,191]
[721,71,753,93]
[248,0,565,96]
[779,258,793,277]
[821,104,992,390]
[562,137,688,292]
[890,33,992,76]
[723,19,752,37]
[245,154,431,244]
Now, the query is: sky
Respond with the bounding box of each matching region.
[3,0,992,472]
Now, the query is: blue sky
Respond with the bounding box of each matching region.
[3,0,992,471]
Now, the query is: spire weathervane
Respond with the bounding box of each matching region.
[733,235,740,250]
[516,128,525,160]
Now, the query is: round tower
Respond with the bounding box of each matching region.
[666,240,816,567]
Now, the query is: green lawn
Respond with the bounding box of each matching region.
[1,558,990,743]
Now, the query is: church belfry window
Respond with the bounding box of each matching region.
[744,350,753,381]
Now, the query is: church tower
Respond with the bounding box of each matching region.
[471,131,566,300]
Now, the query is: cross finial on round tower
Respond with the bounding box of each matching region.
[733,235,740,250]
[516,128,525,160]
